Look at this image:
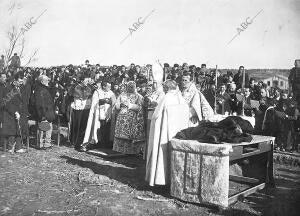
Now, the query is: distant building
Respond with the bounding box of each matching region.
[261,74,289,90]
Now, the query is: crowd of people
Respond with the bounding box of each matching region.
[0,54,299,159]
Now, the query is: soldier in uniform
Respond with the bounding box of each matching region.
[289,59,300,105]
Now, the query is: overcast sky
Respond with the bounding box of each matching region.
[0,0,299,68]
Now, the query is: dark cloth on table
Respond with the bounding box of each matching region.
[175,116,253,144]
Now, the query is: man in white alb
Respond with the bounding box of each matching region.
[146,80,189,186]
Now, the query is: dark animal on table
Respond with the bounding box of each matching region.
[175,116,253,144]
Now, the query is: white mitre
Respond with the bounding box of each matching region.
[151,61,163,83]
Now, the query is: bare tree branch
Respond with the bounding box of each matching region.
[19,38,26,59]
[5,26,20,65]
[24,49,39,67]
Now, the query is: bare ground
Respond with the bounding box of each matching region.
[0,144,299,216]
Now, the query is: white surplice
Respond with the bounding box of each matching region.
[145,90,190,186]
[82,88,115,145]
[182,83,215,126]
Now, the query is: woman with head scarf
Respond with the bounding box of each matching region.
[112,81,145,154]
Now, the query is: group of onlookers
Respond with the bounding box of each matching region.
[0,57,299,153]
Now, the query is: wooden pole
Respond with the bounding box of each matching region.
[241,68,246,116]
[214,65,218,114]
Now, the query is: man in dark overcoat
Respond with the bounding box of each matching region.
[0,73,28,153]
[34,75,55,149]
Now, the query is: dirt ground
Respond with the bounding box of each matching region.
[0,143,299,216]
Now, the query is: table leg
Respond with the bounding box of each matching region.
[266,141,275,188]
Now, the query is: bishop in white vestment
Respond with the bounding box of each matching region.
[145,80,189,186]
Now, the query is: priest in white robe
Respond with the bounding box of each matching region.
[145,80,189,186]
[181,72,214,126]
[82,81,116,150]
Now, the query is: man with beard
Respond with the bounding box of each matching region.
[0,73,28,153]
[82,81,116,150]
